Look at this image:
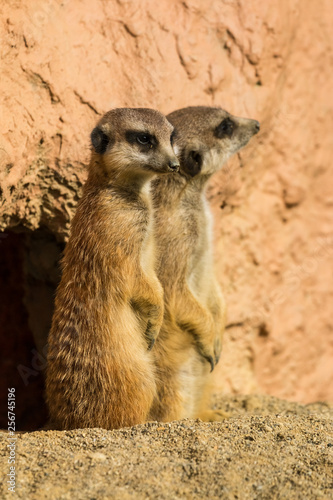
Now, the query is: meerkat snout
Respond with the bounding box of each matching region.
[167,157,180,172]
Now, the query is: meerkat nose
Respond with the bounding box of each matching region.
[168,158,180,172]
[254,120,260,133]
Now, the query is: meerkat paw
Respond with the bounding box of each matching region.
[197,409,230,422]
[197,332,223,370]
[213,335,223,365]
[144,320,159,350]
[195,340,219,372]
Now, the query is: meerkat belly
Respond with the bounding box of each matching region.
[187,198,214,305]
[140,220,156,277]
[139,186,156,279]
[177,347,210,418]
[187,242,213,306]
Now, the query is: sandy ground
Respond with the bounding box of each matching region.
[2,2,333,411]
[1,394,332,500]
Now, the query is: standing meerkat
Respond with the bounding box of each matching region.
[149,106,259,422]
[46,108,179,430]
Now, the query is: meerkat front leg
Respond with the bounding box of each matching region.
[174,286,218,371]
[207,281,227,365]
[131,275,164,350]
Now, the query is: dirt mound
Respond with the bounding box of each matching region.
[1,395,332,499]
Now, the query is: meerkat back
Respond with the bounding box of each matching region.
[46,108,179,430]
[150,106,260,422]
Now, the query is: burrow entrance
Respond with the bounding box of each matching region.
[0,228,64,430]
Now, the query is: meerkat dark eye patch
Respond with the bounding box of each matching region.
[170,129,177,146]
[125,131,157,149]
[215,117,235,138]
[182,150,203,177]
[91,127,110,154]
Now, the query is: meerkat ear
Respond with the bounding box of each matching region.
[91,127,111,154]
[182,149,203,177]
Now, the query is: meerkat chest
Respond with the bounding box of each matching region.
[140,216,156,275]
[187,198,214,299]
[139,185,156,276]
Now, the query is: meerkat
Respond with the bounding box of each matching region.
[149,106,260,422]
[46,108,179,430]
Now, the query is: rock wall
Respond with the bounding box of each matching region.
[1,0,333,427]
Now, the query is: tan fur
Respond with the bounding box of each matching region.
[150,106,260,422]
[46,108,179,430]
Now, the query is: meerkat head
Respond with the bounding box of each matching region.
[90,108,179,181]
[167,106,260,179]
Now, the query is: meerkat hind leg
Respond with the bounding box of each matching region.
[196,409,230,422]
[193,358,230,422]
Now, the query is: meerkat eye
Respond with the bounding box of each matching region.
[136,133,151,145]
[126,130,157,149]
[170,129,176,145]
[215,117,234,138]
